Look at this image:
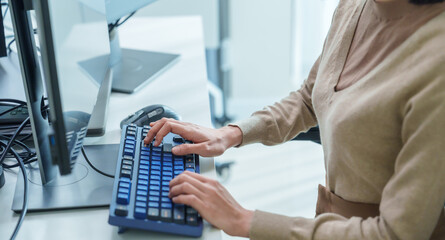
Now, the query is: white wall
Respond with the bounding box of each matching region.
[229,0,293,101]
[135,0,220,48]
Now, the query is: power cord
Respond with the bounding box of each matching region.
[7,147,28,240]
[81,147,114,179]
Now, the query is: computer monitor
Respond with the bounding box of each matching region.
[9,0,116,211]
[79,0,180,94]
[0,3,7,57]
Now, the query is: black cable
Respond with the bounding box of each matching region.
[0,136,33,155]
[81,147,114,178]
[8,147,28,240]
[0,99,27,105]
[108,11,137,33]
[0,117,30,165]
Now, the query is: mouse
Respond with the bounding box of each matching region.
[120,104,181,129]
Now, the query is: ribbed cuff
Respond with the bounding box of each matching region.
[228,115,268,147]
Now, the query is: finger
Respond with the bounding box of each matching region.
[171,194,206,214]
[172,143,211,156]
[144,119,167,145]
[180,170,212,183]
[154,121,189,146]
[169,172,210,193]
[169,181,205,199]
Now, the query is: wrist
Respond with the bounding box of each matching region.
[220,125,243,149]
[237,209,254,238]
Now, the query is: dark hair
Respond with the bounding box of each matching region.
[409,0,445,4]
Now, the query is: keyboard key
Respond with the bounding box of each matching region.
[173,205,185,224]
[138,174,149,181]
[152,165,161,171]
[136,196,147,202]
[115,205,128,217]
[138,180,148,186]
[150,185,160,191]
[149,196,160,202]
[151,170,161,176]
[163,143,173,153]
[152,155,161,161]
[125,144,134,150]
[151,180,160,186]
[152,146,162,152]
[147,208,159,220]
[174,170,183,176]
[173,136,185,143]
[140,155,150,161]
[137,190,148,196]
[185,157,194,164]
[134,207,146,219]
[135,201,146,208]
[174,166,184,171]
[148,202,159,208]
[125,139,135,146]
[186,214,198,226]
[141,145,150,152]
[163,162,173,167]
[117,193,129,205]
[118,187,130,195]
[123,149,134,157]
[137,185,148,191]
[161,197,171,203]
[162,203,173,209]
[164,153,173,158]
[122,160,133,166]
[162,171,173,177]
[120,169,132,179]
[122,164,132,171]
[186,163,195,169]
[151,161,161,166]
[140,160,150,165]
[126,135,135,141]
[161,192,169,197]
[139,169,149,175]
[139,164,149,170]
[162,181,170,186]
[126,130,136,136]
[161,209,172,222]
[163,156,173,162]
[140,151,150,157]
[150,175,161,182]
[162,186,170,192]
[162,176,172,181]
[119,181,130,188]
[185,168,195,173]
[149,191,160,196]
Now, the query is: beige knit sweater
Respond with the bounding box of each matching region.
[233,0,445,239]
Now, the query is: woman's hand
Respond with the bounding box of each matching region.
[143,118,242,157]
[169,171,254,237]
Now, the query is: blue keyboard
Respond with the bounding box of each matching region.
[108,124,203,237]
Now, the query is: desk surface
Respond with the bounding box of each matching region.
[0,16,222,240]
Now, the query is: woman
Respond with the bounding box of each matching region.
[145,0,445,239]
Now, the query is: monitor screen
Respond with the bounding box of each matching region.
[35,0,110,174]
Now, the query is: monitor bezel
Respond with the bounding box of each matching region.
[33,0,72,175]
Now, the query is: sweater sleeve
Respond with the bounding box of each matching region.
[249,72,445,240]
[229,56,320,146]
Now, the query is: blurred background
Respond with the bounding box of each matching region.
[136,1,338,239]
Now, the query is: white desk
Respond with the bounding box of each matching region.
[0,16,222,240]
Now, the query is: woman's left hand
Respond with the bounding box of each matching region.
[169,171,254,237]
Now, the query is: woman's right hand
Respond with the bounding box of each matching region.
[143,118,243,157]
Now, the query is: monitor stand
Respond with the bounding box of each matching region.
[12,144,118,212]
[81,27,181,94]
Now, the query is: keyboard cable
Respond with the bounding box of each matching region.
[81,147,114,179]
